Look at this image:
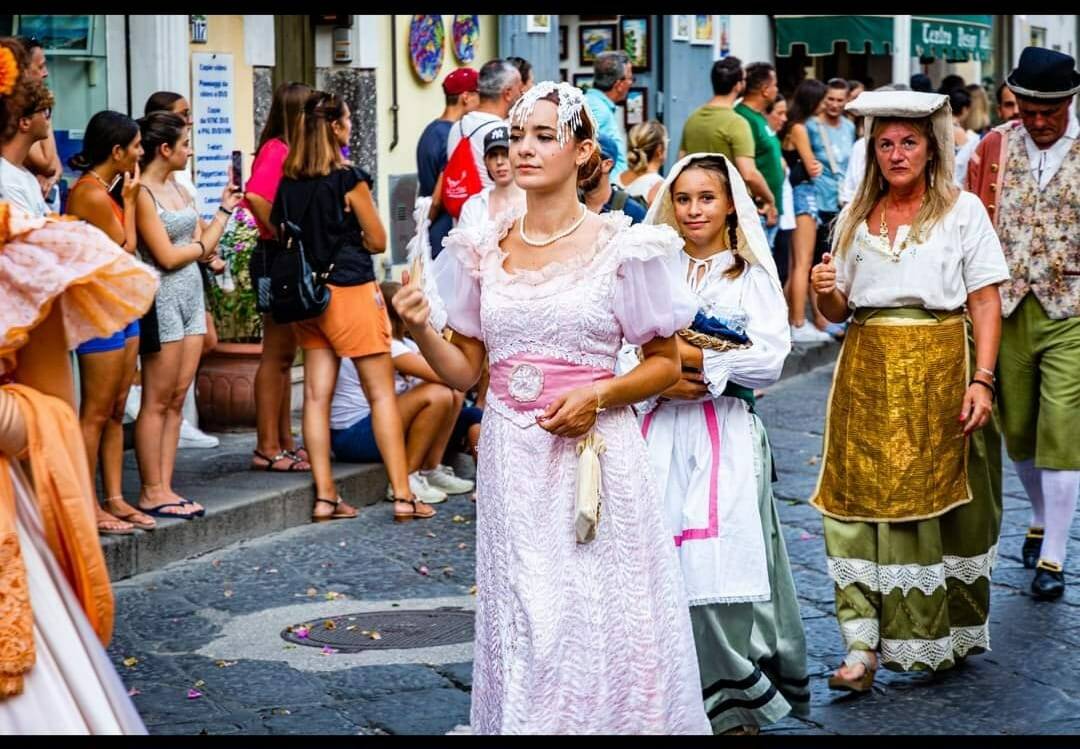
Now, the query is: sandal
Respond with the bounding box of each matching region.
[103,497,157,531]
[178,498,206,518]
[312,497,359,522]
[287,447,310,463]
[252,449,311,473]
[96,509,135,536]
[828,650,877,693]
[139,502,200,520]
[393,497,436,523]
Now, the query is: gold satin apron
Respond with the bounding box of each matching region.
[810,307,972,522]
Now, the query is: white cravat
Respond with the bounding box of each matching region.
[1022,111,1080,191]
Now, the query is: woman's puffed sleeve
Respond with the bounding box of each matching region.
[612,224,697,345]
[431,225,485,340]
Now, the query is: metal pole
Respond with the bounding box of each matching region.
[390,15,399,151]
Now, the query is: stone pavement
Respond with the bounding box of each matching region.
[108,363,1080,735]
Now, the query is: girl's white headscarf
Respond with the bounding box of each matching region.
[644,152,780,288]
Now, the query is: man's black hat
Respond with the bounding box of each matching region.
[1007,46,1080,99]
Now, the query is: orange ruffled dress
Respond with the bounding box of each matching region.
[0,201,156,734]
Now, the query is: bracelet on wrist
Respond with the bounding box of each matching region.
[218,205,234,217]
[975,366,996,382]
[970,378,996,401]
[593,384,607,415]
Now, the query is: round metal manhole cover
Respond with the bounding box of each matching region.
[281,607,474,651]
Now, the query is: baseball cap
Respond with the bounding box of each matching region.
[483,126,509,156]
[442,67,478,95]
[596,132,620,162]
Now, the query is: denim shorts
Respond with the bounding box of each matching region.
[792,182,821,225]
[330,415,381,463]
[75,321,140,355]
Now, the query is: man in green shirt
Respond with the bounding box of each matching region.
[735,61,784,247]
[679,57,777,228]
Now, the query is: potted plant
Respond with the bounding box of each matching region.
[196,206,264,430]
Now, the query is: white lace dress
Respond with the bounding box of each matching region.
[433,212,711,735]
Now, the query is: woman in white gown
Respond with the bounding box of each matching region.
[631,153,810,733]
[393,82,710,734]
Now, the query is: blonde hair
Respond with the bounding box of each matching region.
[832,116,958,257]
[283,90,347,180]
[626,120,667,174]
[964,84,990,133]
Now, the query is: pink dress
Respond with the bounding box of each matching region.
[434,211,711,735]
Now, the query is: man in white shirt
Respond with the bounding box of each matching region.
[967,47,1080,602]
[446,59,523,193]
[0,77,53,217]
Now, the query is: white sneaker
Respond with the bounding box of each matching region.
[790,323,833,343]
[178,419,220,449]
[386,473,448,504]
[124,385,142,424]
[423,465,475,495]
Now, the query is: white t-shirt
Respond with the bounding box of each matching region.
[840,137,867,207]
[457,188,491,234]
[834,191,1009,311]
[329,338,419,430]
[0,157,49,217]
[446,111,505,192]
[624,171,665,204]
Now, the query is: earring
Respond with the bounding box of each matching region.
[929,168,935,188]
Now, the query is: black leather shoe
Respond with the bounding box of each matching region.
[1022,528,1045,569]
[1031,560,1065,601]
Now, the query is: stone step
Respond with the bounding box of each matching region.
[103,339,838,581]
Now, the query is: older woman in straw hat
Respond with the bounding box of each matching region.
[808,92,1009,690]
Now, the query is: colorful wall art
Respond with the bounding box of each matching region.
[409,15,445,83]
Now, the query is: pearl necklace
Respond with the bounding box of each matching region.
[518,204,588,247]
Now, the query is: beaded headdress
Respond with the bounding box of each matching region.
[508,81,596,148]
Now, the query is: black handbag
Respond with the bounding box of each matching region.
[267,183,337,324]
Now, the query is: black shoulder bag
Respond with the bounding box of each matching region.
[268,181,339,324]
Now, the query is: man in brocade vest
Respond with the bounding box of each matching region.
[967,47,1080,602]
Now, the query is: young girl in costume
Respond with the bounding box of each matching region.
[636,153,809,734]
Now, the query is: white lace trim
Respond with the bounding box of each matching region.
[879,624,990,671]
[840,618,880,649]
[827,544,997,596]
[488,340,615,370]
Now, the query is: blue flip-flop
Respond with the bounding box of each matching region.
[178,498,206,518]
[141,503,200,520]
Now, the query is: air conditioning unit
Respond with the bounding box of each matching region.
[388,173,418,266]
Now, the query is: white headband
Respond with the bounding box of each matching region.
[508,81,596,148]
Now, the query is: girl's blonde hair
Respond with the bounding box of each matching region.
[831,116,958,257]
[964,83,991,133]
[283,90,347,180]
[626,120,667,174]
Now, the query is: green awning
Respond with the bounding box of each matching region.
[775,15,894,57]
[911,15,993,61]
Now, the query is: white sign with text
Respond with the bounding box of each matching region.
[191,52,234,222]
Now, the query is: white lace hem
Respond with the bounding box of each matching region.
[840,618,880,649]
[688,593,771,607]
[879,624,990,671]
[826,544,997,596]
[488,340,615,370]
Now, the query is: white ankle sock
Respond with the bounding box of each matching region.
[1040,469,1080,566]
[1014,458,1046,529]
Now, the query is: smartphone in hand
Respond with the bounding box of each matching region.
[231,150,244,193]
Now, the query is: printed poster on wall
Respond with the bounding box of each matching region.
[192,52,234,222]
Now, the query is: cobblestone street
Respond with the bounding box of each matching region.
[108,364,1080,735]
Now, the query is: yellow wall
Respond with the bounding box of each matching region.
[191,15,255,179]
[374,15,499,234]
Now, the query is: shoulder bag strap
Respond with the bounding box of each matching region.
[814,117,840,176]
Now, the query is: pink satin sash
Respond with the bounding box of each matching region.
[489,353,614,414]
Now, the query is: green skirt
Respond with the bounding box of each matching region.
[692,413,810,732]
[822,321,1004,672]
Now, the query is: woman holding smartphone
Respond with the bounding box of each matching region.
[132,112,241,520]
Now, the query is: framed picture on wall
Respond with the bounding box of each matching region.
[573,73,594,91]
[624,87,647,128]
[559,25,568,61]
[579,24,616,67]
[526,15,551,34]
[620,16,650,73]
[672,15,691,42]
[692,15,714,46]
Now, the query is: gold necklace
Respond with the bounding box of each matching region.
[88,169,112,189]
[877,196,913,263]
